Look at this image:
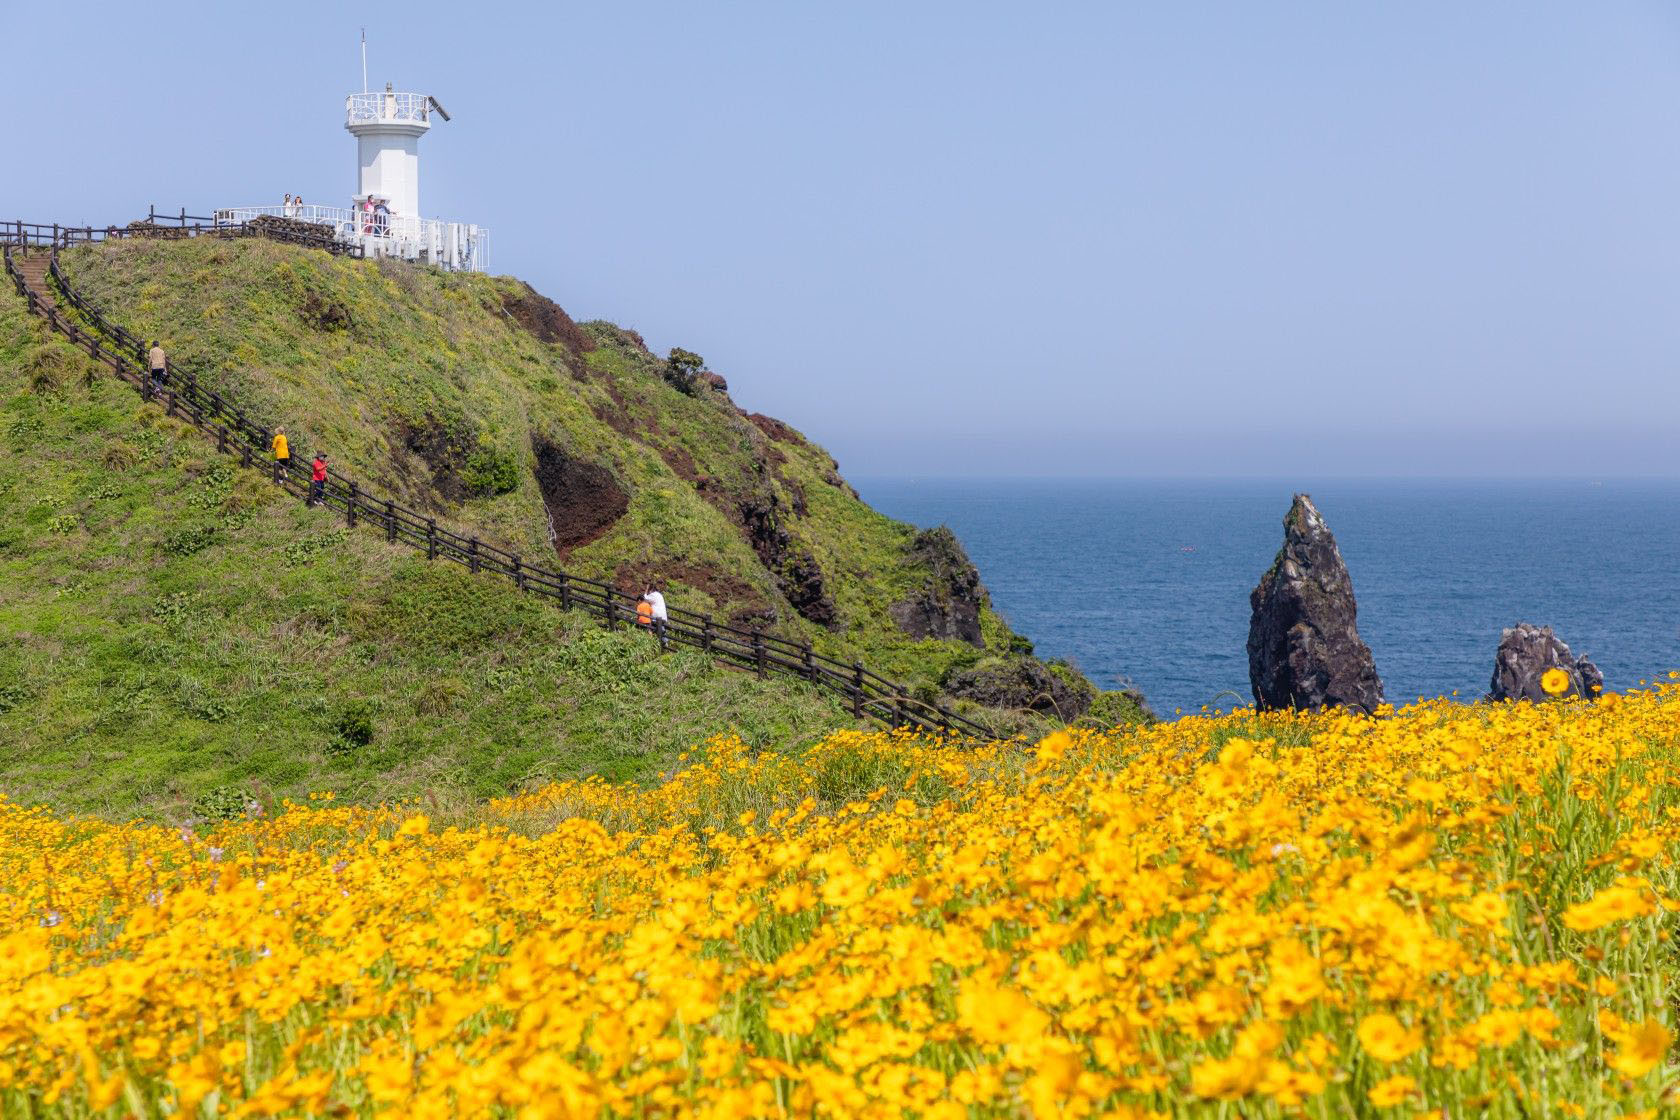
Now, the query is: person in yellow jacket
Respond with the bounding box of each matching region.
[272,427,290,483]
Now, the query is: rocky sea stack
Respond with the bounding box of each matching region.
[1247,493,1385,715]
[1489,623,1603,702]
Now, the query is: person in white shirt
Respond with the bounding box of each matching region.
[642,587,668,650]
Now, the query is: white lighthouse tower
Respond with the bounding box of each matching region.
[220,65,489,270]
[345,82,433,221]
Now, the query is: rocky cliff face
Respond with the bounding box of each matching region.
[944,656,1094,719]
[1247,494,1384,715]
[889,527,986,648]
[1489,623,1603,702]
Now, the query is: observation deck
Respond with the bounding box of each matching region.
[345,91,434,131]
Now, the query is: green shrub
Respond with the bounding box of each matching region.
[151,591,204,623]
[416,676,468,715]
[102,443,139,470]
[328,702,377,756]
[191,784,255,824]
[0,683,31,715]
[664,347,704,395]
[161,523,218,556]
[179,680,233,722]
[461,447,521,497]
[1082,690,1154,728]
[284,529,347,568]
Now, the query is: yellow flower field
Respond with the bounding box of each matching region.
[5,681,1680,1117]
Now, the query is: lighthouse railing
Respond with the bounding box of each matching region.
[215,205,488,272]
[346,91,431,126]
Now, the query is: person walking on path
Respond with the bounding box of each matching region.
[147,340,167,398]
[283,193,294,218]
[309,454,328,507]
[271,427,290,483]
[642,586,669,650]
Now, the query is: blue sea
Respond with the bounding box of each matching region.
[855,478,1680,716]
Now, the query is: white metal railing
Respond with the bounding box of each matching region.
[346,91,431,127]
[215,204,489,273]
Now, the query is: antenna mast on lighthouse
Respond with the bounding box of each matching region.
[360,28,368,94]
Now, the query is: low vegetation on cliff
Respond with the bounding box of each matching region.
[56,236,1099,708]
[5,684,1678,1115]
[0,295,851,816]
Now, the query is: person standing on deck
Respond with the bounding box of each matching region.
[147,340,167,397]
[642,586,669,650]
[271,427,290,483]
[310,454,328,507]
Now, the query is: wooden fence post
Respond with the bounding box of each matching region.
[346,483,358,527]
[385,500,397,542]
[512,555,525,591]
[468,537,481,574]
[852,663,865,718]
[754,634,767,679]
[217,425,227,454]
[558,572,570,610]
[240,442,252,468]
[702,616,714,653]
[803,644,816,683]
[426,520,438,560]
[605,590,617,629]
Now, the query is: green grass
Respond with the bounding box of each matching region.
[56,237,1070,699]
[0,295,855,819]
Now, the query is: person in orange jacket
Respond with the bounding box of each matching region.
[641,586,669,650]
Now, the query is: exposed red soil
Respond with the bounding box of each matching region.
[531,434,630,557]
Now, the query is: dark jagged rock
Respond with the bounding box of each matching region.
[781,550,838,628]
[890,527,985,648]
[1247,493,1384,715]
[736,492,837,628]
[1489,623,1603,702]
[945,657,1094,719]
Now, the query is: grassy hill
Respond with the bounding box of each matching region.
[0,293,855,818]
[57,236,1133,712]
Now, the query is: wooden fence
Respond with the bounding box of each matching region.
[1,225,993,740]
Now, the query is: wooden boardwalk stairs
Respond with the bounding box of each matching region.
[2,220,995,740]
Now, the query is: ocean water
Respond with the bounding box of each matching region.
[855,478,1680,716]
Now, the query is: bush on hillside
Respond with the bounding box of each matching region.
[329,702,377,757]
[663,348,705,395]
[461,447,522,497]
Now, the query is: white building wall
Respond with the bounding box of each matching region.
[356,130,421,218]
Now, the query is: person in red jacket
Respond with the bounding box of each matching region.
[310,454,328,507]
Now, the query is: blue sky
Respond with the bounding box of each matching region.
[8,2,1680,476]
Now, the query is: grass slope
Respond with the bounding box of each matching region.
[0,295,854,819]
[58,237,1077,702]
